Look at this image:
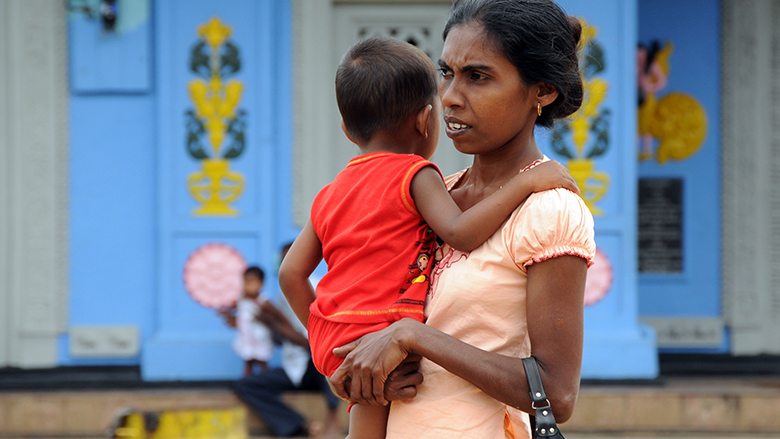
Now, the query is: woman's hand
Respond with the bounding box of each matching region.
[384,354,423,400]
[329,318,419,406]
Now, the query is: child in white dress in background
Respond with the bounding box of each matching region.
[233,266,275,376]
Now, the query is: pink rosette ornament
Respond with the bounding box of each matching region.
[183,243,247,309]
[583,247,614,307]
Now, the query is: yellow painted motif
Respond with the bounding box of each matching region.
[187,159,244,216]
[649,93,707,163]
[112,407,247,439]
[637,41,707,164]
[186,17,246,216]
[551,19,611,217]
[567,159,610,217]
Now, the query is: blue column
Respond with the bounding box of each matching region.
[539,0,658,379]
[143,0,292,380]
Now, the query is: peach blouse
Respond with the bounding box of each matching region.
[386,163,596,439]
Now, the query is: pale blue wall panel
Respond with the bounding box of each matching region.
[540,0,658,378]
[637,0,721,321]
[61,95,157,365]
[144,0,292,380]
[69,4,152,94]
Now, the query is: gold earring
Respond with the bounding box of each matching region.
[537,102,542,117]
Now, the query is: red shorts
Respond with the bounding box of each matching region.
[307,314,391,377]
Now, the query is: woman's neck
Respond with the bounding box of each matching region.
[450,137,544,211]
[468,140,544,190]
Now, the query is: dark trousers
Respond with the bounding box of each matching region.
[234,358,340,437]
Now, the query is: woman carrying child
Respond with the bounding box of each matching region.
[328,1,596,438]
[280,25,579,439]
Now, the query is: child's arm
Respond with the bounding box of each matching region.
[411,160,578,252]
[278,220,322,328]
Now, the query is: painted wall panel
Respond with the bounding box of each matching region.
[539,0,658,378]
[637,0,722,325]
[145,0,292,380]
[69,1,152,93]
[62,95,157,365]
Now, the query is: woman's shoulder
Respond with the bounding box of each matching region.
[522,187,591,218]
[503,188,596,268]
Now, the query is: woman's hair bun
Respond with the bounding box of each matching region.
[567,15,582,48]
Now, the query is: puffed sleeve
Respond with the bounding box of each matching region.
[504,188,596,272]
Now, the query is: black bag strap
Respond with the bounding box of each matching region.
[522,356,564,438]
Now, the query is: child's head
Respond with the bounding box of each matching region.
[336,36,440,150]
[243,266,265,299]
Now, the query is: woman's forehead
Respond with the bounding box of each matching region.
[440,23,502,67]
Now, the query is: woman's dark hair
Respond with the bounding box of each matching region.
[444,0,583,128]
[336,36,438,142]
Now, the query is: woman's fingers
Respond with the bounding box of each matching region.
[349,367,368,405]
[333,340,359,358]
[386,381,419,400]
[373,369,389,406]
[328,365,352,401]
[330,319,419,404]
[565,176,580,194]
[384,360,423,401]
[356,360,385,405]
[404,353,423,363]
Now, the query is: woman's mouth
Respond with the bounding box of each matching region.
[445,121,472,137]
[447,122,471,130]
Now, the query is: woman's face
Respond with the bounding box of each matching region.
[438,23,538,156]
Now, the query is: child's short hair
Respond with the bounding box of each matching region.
[336,36,438,142]
[244,266,265,282]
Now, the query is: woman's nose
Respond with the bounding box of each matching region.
[439,79,463,109]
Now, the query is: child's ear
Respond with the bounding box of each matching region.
[341,119,357,144]
[415,104,433,139]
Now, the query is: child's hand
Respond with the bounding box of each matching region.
[521,160,580,195]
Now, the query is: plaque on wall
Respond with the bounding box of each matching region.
[638,178,683,272]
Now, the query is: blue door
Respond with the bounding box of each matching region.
[143,0,293,380]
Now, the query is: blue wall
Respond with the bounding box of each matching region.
[537,0,657,378]
[63,0,295,377]
[62,96,158,366]
[66,0,725,379]
[63,3,157,365]
[637,0,723,351]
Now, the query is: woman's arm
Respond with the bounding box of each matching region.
[412,161,578,252]
[331,255,587,421]
[278,220,322,328]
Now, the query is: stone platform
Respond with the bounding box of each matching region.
[1,376,779,437]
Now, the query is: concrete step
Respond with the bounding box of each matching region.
[0,387,347,437]
[0,376,779,437]
[568,376,780,434]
